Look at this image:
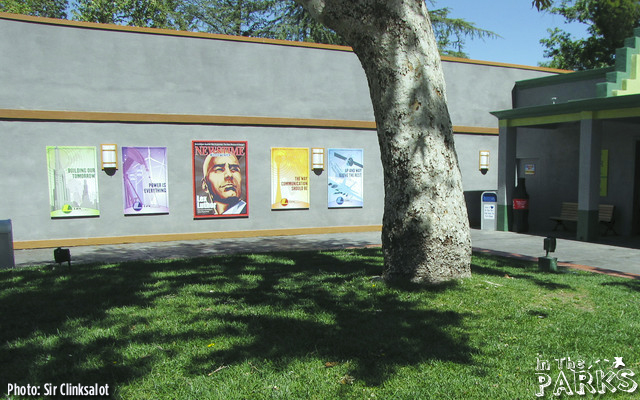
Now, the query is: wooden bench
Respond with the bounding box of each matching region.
[598,204,616,235]
[549,202,616,235]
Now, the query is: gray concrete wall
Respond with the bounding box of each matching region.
[0,17,558,126]
[0,121,384,242]
[444,62,556,126]
[455,134,498,191]
[0,18,374,120]
[0,15,562,244]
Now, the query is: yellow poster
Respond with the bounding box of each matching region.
[271,147,309,209]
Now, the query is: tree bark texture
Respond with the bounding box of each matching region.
[294,0,471,283]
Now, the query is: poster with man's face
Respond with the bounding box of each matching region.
[192,141,248,218]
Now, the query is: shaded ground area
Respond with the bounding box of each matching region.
[2,248,639,399]
[13,229,640,278]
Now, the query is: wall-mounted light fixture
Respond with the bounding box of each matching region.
[479,150,490,175]
[101,144,118,173]
[312,148,324,175]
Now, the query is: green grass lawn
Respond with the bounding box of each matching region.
[1,248,639,399]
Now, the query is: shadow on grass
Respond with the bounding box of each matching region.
[0,248,476,391]
[0,258,212,389]
[186,249,475,386]
[601,279,640,292]
[471,252,573,291]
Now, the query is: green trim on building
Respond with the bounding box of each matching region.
[506,113,583,128]
[491,93,640,127]
[497,204,509,232]
[597,106,640,119]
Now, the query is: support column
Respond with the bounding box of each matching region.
[577,115,601,241]
[497,122,517,231]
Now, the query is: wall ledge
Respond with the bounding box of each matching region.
[14,225,384,249]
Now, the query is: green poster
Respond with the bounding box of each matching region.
[47,146,100,218]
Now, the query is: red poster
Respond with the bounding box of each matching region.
[513,199,529,210]
[192,141,248,218]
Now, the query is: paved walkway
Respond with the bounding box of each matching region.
[470,230,640,279]
[9,229,640,278]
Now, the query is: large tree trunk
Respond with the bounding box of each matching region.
[295,0,471,283]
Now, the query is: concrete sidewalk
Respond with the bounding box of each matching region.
[470,230,640,279]
[9,229,640,278]
[12,232,385,268]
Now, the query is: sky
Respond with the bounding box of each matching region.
[440,0,590,67]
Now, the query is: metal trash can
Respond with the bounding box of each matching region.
[0,219,15,268]
[481,191,498,231]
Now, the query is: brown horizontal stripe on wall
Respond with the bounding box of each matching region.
[441,56,571,74]
[452,126,499,135]
[0,12,571,73]
[0,109,499,135]
[0,109,377,130]
[14,225,383,249]
[0,12,353,52]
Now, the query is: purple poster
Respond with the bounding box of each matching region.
[122,147,169,215]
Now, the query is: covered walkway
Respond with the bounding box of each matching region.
[492,28,640,241]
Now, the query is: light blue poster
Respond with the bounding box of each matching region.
[328,148,363,208]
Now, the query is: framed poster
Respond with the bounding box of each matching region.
[328,148,363,208]
[524,163,536,175]
[192,141,248,218]
[46,146,100,218]
[271,147,309,209]
[122,147,169,215]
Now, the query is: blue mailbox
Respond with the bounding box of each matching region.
[481,191,498,231]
